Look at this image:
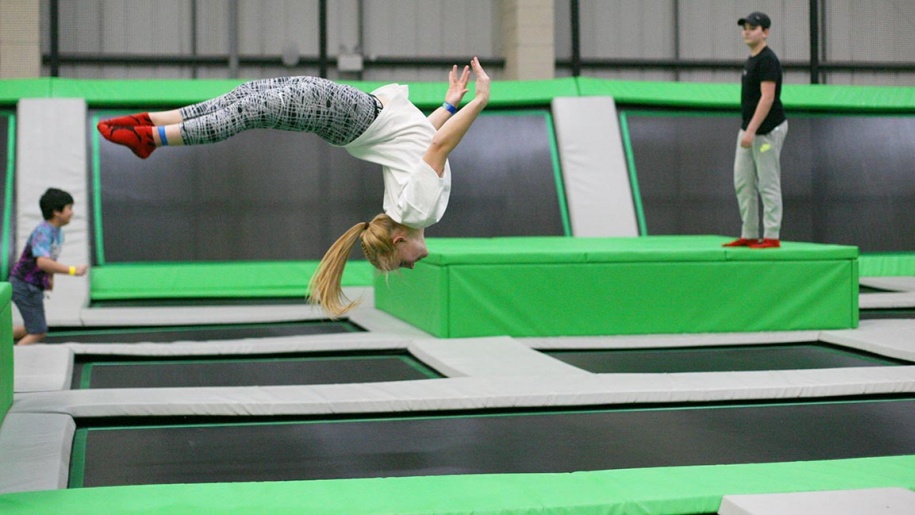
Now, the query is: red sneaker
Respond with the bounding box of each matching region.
[722,238,757,247]
[100,113,153,127]
[98,124,157,159]
[749,238,780,249]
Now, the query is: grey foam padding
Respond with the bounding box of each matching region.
[861,276,915,292]
[15,99,90,326]
[859,292,915,309]
[821,319,915,362]
[719,487,915,515]
[13,346,73,392]
[521,330,822,350]
[551,96,638,236]
[11,366,915,419]
[409,336,589,377]
[0,413,74,493]
[78,303,326,327]
[61,332,413,357]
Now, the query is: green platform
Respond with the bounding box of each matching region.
[0,283,11,426]
[374,236,859,338]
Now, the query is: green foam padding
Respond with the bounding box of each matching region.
[0,283,12,426]
[90,261,374,300]
[576,77,915,113]
[0,455,913,514]
[375,236,859,338]
[5,77,915,112]
[858,254,915,277]
[1,77,580,109]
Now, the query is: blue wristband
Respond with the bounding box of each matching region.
[157,126,168,146]
[442,102,457,114]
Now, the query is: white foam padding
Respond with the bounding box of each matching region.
[410,336,589,377]
[78,303,323,327]
[821,319,915,363]
[551,96,639,237]
[349,291,432,336]
[62,331,413,356]
[860,276,915,292]
[10,365,915,418]
[521,330,822,350]
[719,487,915,515]
[859,291,915,309]
[13,345,73,392]
[0,413,74,493]
[16,99,90,326]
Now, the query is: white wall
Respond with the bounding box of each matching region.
[30,0,915,86]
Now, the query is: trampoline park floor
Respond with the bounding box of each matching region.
[71,350,442,389]
[5,284,915,514]
[70,397,915,488]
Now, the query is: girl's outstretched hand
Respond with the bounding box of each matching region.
[470,57,490,104]
[445,65,471,107]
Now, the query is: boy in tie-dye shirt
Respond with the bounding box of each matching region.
[10,188,88,345]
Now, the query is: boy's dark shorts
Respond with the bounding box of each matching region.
[10,276,48,335]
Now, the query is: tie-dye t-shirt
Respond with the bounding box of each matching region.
[11,221,63,290]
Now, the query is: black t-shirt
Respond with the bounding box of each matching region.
[741,46,786,134]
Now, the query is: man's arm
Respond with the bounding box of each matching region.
[740,81,776,148]
[423,57,491,175]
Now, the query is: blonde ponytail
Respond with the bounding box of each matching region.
[308,213,400,318]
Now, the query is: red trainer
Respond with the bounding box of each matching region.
[98,124,157,159]
[749,238,780,249]
[722,238,757,247]
[100,113,153,127]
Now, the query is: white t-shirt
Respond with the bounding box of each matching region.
[343,84,452,229]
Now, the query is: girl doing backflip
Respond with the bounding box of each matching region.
[98,57,491,317]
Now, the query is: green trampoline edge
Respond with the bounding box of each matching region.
[89,261,375,300]
[1,113,14,279]
[859,253,915,277]
[2,455,914,514]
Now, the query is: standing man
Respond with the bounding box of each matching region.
[723,11,788,249]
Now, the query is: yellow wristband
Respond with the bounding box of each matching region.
[68,266,76,276]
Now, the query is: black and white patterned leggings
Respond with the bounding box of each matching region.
[179,76,381,146]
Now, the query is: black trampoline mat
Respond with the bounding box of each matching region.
[72,398,915,487]
[624,111,915,252]
[860,309,915,320]
[43,320,360,344]
[73,353,440,389]
[545,342,907,374]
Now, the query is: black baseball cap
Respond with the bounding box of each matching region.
[738,12,771,29]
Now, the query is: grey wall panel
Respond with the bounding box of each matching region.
[577,0,674,59]
[16,99,90,325]
[37,0,915,85]
[195,0,230,54]
[238,0,319,56]
[677,0,799,61]
[362,0,497,59]
[825,1,915,63]
[552,97,638,237]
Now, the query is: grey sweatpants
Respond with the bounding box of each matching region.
[733,120,788,240]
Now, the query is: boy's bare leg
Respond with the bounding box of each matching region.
[16,332,45,345]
